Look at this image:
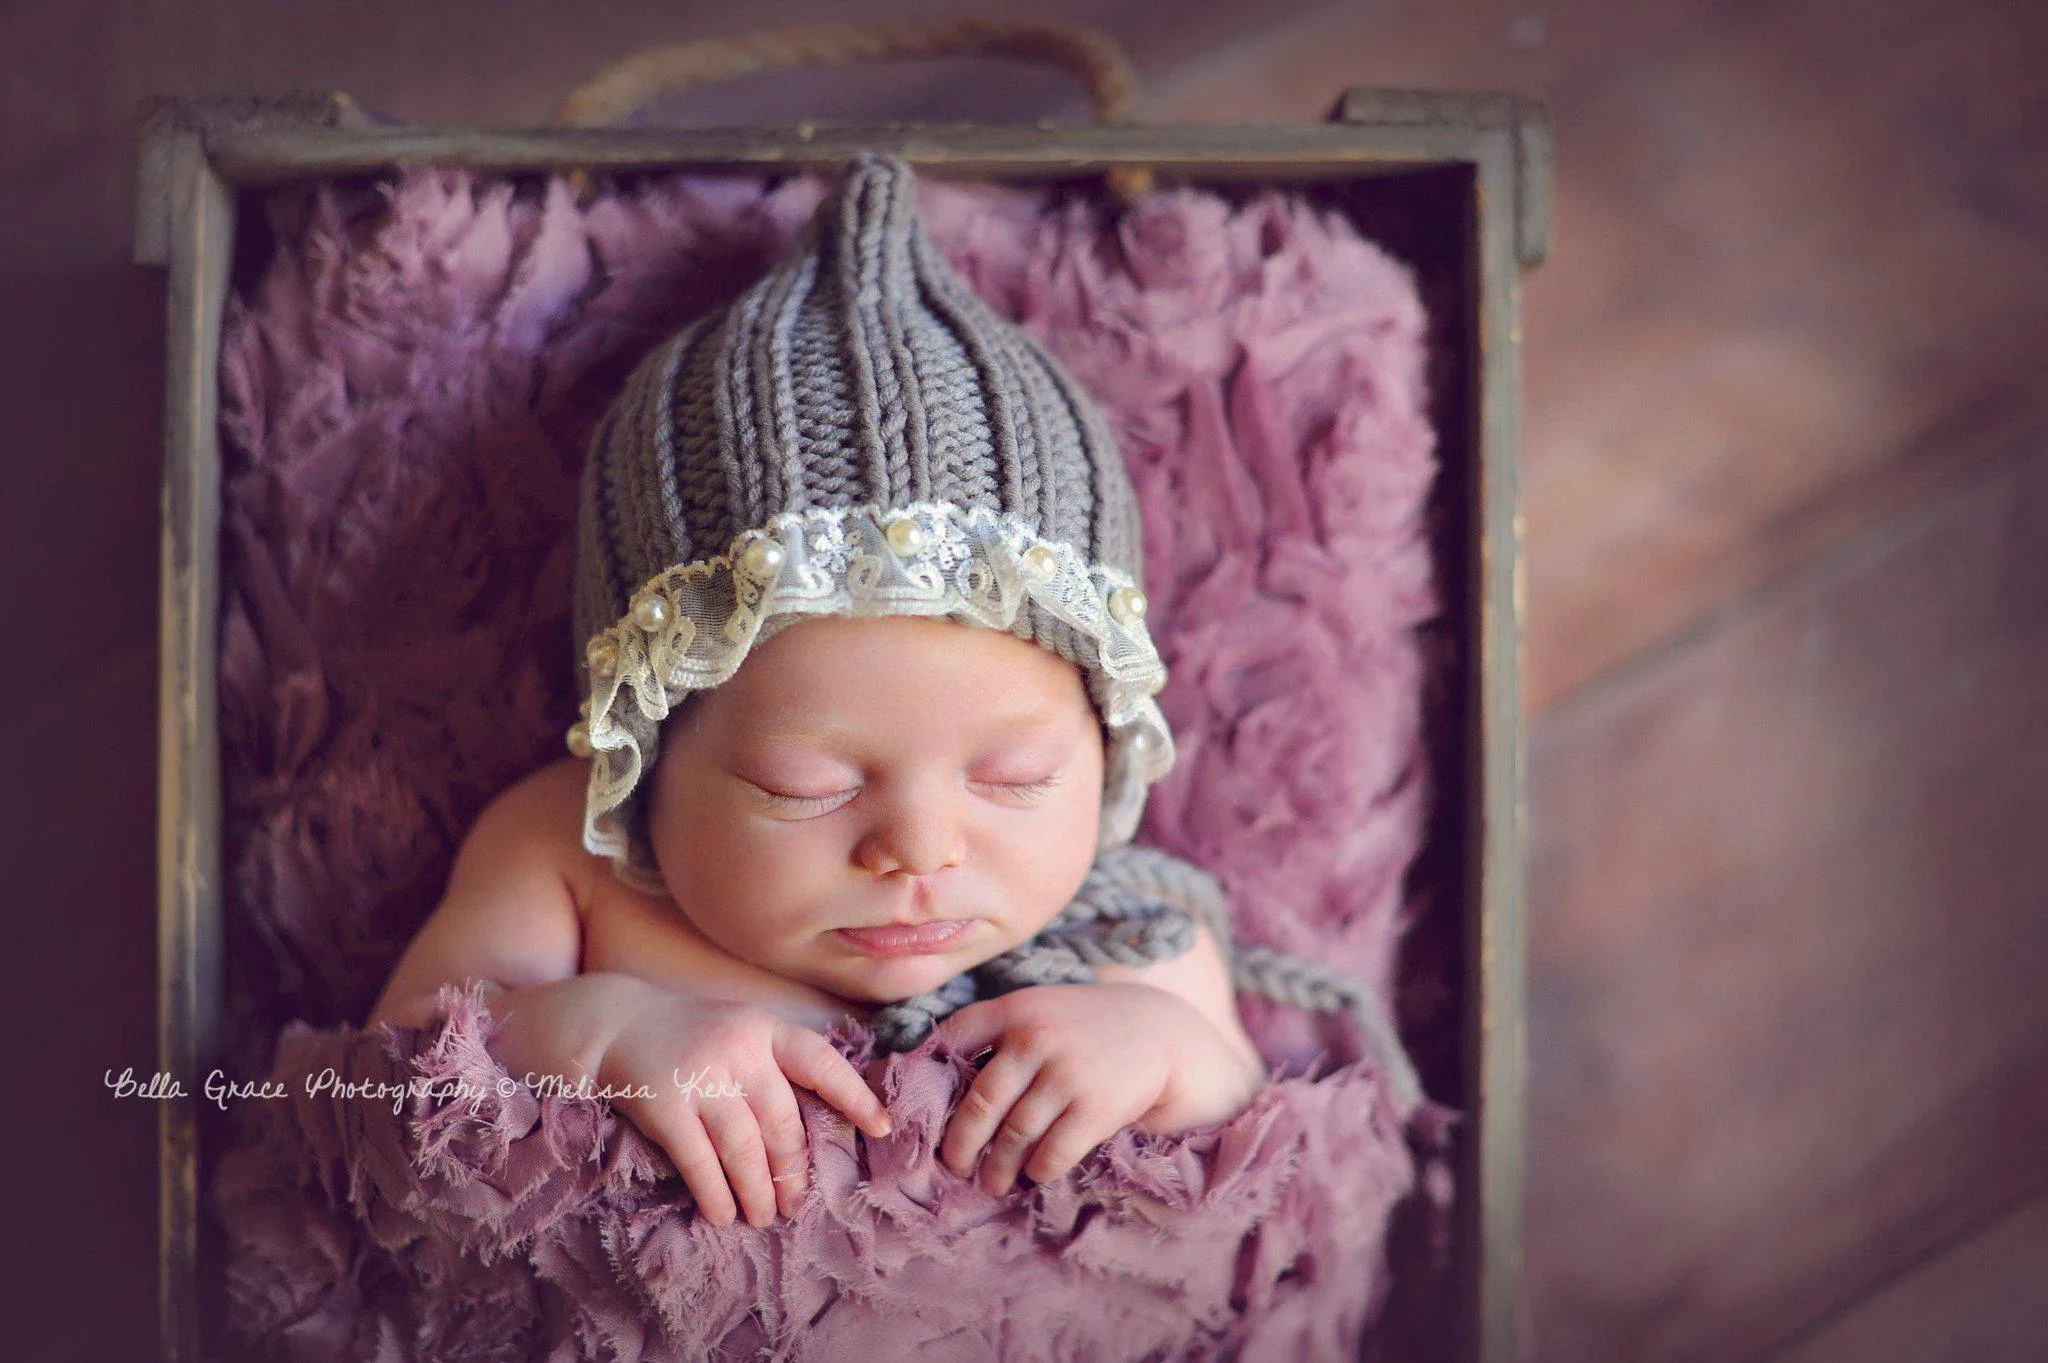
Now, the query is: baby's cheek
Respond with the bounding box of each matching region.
[979,831,1096,936]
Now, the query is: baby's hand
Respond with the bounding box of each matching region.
[594,988,894,1228]
[931,983,1265,1196]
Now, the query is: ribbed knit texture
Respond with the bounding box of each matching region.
[573,156,1139,679]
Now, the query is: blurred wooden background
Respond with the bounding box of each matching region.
[4,0,2043,1357]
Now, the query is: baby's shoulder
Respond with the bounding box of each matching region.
[469,757,585,851]
[463,757,617,907]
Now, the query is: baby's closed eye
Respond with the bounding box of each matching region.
[964,741,1072,801]
[745,771,1063,817]
[727,752,863,818]
[966,772,1063,803]
[746,780,861,819]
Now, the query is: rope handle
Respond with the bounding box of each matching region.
[554,20,1152,199]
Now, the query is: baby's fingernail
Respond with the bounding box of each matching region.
[876,1117,894,1137]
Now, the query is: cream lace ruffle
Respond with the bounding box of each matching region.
[575,501,1176,883]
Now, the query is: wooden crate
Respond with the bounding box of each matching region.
[136,86,1547,1362]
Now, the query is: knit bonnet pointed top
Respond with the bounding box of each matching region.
[570,154,1173,893]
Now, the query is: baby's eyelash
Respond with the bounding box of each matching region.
[751,775,1061,815]
[757,786,859,816]
[973,774,1062,800]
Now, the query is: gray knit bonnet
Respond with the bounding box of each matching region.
[564,155,1422,1107]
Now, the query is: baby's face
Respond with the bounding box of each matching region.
[645,615,1105,1005]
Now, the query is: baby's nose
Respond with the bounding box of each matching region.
[853,795,966,879]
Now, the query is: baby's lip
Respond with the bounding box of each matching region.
[832,920,974,957]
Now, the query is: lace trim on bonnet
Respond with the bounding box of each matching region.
[571,498,1174,888]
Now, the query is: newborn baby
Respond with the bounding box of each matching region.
[369,614,1262,1229]
[368,155,1267,1232]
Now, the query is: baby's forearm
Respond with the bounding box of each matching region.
[371,969,864,1089]
[370,971,656,1089]
[486,972,667,1088]
[1145,1004,1267,1134]
[1089,923,1264,1079]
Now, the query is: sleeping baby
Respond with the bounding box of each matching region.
[368,155,1291,1231]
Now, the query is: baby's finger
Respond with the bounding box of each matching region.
[772,1023,894,1139]
[1020,1102,1114,1187]
[748,1075,812,1219]
[931,998,1007,1057]
[975,1080,1071,1197]
[939,1045,1037,1181]
[636,1102,739,1228]
[698,1091,778,1228]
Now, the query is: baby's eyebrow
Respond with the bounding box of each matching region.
[745,706,1070,751]
[738,724,861,754]
[974,705,1074,734]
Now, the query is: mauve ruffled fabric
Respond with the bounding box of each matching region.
[215,985,1423,1361]
[208,168,1453,1359]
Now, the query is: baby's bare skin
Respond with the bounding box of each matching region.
[368,617,1263,1228]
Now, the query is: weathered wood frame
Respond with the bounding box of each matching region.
[137,89,1548,1363]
